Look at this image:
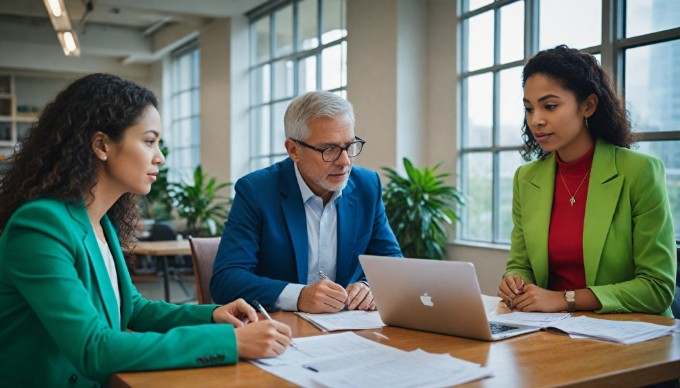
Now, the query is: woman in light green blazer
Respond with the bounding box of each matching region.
[498,46,676,317]
[0,74,292,387]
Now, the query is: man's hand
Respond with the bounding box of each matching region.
[297,279,348,313]
[212,298,258,327]
[346,282,376,310]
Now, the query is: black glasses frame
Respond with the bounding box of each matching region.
[292,136,366,162]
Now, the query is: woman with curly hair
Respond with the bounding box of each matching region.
[0,73,291,386]
[497,45,676,317]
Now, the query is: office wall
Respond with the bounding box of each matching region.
[199,18,232,189]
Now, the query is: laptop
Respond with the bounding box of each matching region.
[359,255,540,341]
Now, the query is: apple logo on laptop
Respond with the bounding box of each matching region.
[420,293,434,307]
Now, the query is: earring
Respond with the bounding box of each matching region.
[584,117,589,129]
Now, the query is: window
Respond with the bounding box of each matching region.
[248,0,347,172]
[166,42,200,184]
[458,0,680,244]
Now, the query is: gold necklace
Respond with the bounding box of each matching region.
[559,169,590,207]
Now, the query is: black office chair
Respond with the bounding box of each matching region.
[148,222,193,302]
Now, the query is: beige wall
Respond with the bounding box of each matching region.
[199,18,232,189]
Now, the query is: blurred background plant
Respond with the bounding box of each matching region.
[382,158,464,259]
[169,165,232,237]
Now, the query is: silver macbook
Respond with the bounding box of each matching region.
[359,255,540,341]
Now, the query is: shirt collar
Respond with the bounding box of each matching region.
[294,162,343,204]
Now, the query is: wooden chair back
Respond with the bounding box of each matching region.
[188,236,221,304]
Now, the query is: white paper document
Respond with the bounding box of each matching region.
[544,315,675,344]
[489,311,572,327]
[250,332,492,387]
[294,310,385,331]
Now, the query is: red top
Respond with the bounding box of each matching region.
[547,145,595,291]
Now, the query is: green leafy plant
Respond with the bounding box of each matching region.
[169,165,232,237]
[382,158,464,259]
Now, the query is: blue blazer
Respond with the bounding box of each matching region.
[0,199,237,386]
[211,158,402,309]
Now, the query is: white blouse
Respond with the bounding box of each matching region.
[96,238,121,325]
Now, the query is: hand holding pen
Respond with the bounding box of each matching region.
[252,300,298,348]
[230,300,292,359]
[318,271,376,311]
[296,271,348,313]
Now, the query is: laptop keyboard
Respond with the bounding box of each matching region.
[489,322,518,334]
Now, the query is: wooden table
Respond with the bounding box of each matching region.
[111,311,680,387]
[131,240,192,302]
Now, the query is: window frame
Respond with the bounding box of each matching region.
[247,0,347,172]
[167,41,201,184]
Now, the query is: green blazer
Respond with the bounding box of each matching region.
[0,199,238,386]
[505,140,676,317]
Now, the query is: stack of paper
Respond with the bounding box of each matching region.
[294,310,385,331]
[489,311,572,327]
[544,315,676,344]
[251,332,492,387]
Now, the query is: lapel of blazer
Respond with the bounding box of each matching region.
[101,215,131,329]
[582,140,623,285]
[68,202,120,329]
[279,159,310,283]
[522,154,556,288]
[335,174,356,285]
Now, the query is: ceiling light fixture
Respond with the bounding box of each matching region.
[42,0,81,57]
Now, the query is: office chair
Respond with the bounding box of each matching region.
[188,236,221,304]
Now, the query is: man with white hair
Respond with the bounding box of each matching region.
[211,91,402,313]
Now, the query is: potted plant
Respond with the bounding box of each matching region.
[168,165,232,237]
[382,158,464,259]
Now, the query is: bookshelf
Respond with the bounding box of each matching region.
[0,74,39,160]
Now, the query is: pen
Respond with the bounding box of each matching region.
[252,300,298,348]
[252,299,272,320]
[317,271,348,310]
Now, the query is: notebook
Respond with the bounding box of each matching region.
[359,255,540,341]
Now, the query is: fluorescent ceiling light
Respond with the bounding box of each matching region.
[43,0,80,57]
[57,31,81,57]
[46,0,62,17]
[43,0,71,29]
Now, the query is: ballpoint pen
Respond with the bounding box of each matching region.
[252,300,298,348]
[317,271,349,310]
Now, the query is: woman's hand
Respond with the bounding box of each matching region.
[497,274,525,305]
[212,298,258,327]
[234,320,293,359]
[510,284,568,312]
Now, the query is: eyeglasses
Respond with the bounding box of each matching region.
[292,137,366,162]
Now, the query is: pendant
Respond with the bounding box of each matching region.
[569,197,575,207]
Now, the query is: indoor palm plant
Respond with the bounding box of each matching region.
[168,165,232,237]
[382,158,464,259]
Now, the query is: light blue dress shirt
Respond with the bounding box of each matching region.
[275,163,342,311]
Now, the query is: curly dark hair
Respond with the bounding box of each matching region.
[520,45,634,160]
[0,73,157,254]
